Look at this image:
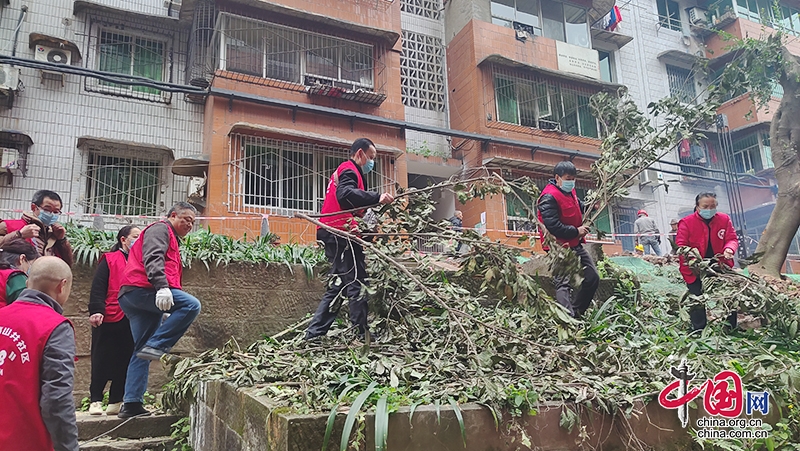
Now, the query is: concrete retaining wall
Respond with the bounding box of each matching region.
[191,380,696,451]
[64,262,325,404]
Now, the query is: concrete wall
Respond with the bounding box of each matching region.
[191,380,697,451]
[64,262,325,404]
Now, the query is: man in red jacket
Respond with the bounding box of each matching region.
[676,192,739,330]
[0,190,73,267]
[537,161,599,318]
[305,138,394,340]
[0,256,77,451]
[116,202,201,418]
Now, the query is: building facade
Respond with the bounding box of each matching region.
[1,0,796,264]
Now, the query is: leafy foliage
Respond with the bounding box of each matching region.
[65,223,324,275]
[163,177,800,451]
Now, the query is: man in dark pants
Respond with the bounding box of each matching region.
[306,138,394,339]
[537,161,599,318]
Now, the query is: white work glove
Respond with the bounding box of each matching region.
[155,288,174,312]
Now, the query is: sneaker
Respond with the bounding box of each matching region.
[136,346,166,361]
[105,402,122,416]
[117,402,151,419]
[88,401,104,415]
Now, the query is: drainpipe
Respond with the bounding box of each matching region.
[11,5,28,57]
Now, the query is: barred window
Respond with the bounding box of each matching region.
[493,68,599,138]
[732,132,768,173]
[657,0,681,31]
[401,0,441,20]
[96,30,166,96]
[401,31,446,111]
[228,135,393,214]
[219,13,375,88]
[87,153,162,216]
[666,65,696,103]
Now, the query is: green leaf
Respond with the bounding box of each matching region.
[322,405,338,451]
[409,401,421,427]
[340,381,377,451]
[434,399,441,426]
[449,398,467,448]
[375,395,389,451]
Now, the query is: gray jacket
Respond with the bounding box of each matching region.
[15,288,79,451]
[633,216,659,243]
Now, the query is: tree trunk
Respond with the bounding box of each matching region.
[752,48,800,277]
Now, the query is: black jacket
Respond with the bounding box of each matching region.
[537,179,585,240]
[336,160,381,210]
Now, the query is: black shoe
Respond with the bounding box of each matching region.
[136,346,166,361]
[117,402,151,419]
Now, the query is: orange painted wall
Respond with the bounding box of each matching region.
[706,19,800,60]
[246,0,403,36]
[717,94,779,131]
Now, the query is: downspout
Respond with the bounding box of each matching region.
[11,5,28,57]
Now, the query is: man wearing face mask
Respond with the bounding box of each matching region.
[306,138,394,340]
[676,192,739,331]
[0,190,74,267]
[537,161,599,318]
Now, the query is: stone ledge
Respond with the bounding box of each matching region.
[191,381,696,451]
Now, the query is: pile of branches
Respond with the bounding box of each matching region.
[163,176,800,451]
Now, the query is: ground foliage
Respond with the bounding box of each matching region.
[163,178,800,451]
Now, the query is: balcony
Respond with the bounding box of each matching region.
[590,16,633,50]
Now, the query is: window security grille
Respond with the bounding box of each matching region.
[401,31,446,112]
[228,135,395,215]
[218,13,379,91]
[657,0,682,31]
[492,66,600,138]
[400,0,442,20]
[666,65,696,104]
[86,153,162,216]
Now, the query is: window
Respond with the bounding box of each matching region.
[87,153,161,216]
[93,30,167,99]
[666,65,696,103]
[732,132,769,173]
[490,0,590,48]
[219,13,375,89]
[493,68,600,138]
[401,31,446,111]
[229,135,392,214]
[657,0,682,31]
[401,0,442,20]
[598,50,614,83]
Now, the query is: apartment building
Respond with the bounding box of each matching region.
[1,0,793,260]
[0,0,204,228]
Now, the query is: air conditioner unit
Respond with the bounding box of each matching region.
[0,65,20,91]
[35,45,72,66]
[538,119,561,131]
[639,169,664,185]
[1,148,19,171]
[687,7,708,25]
[187,176,206,199]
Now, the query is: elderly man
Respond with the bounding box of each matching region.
[0,257,77,451]
[634,209,661,256]
[117,202,201,418]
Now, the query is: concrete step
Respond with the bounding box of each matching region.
[76,411,180,441]
[79,436,174,451]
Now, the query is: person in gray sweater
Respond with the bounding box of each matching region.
[0,257,77,451]
[634,209,661,256]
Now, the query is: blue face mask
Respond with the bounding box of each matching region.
[128,238,137,249]
[698,208,717,220]
[560,180,576,192]
[38,210,59,226]
[362,159,375,175]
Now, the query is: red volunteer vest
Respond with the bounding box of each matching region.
[101,250,128,322]
[121,221,183,290]
[537,183,584,249]
[0,268,25,308]
[0,301,72,451]
[2,218,35,247]
[318,160,366,231]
